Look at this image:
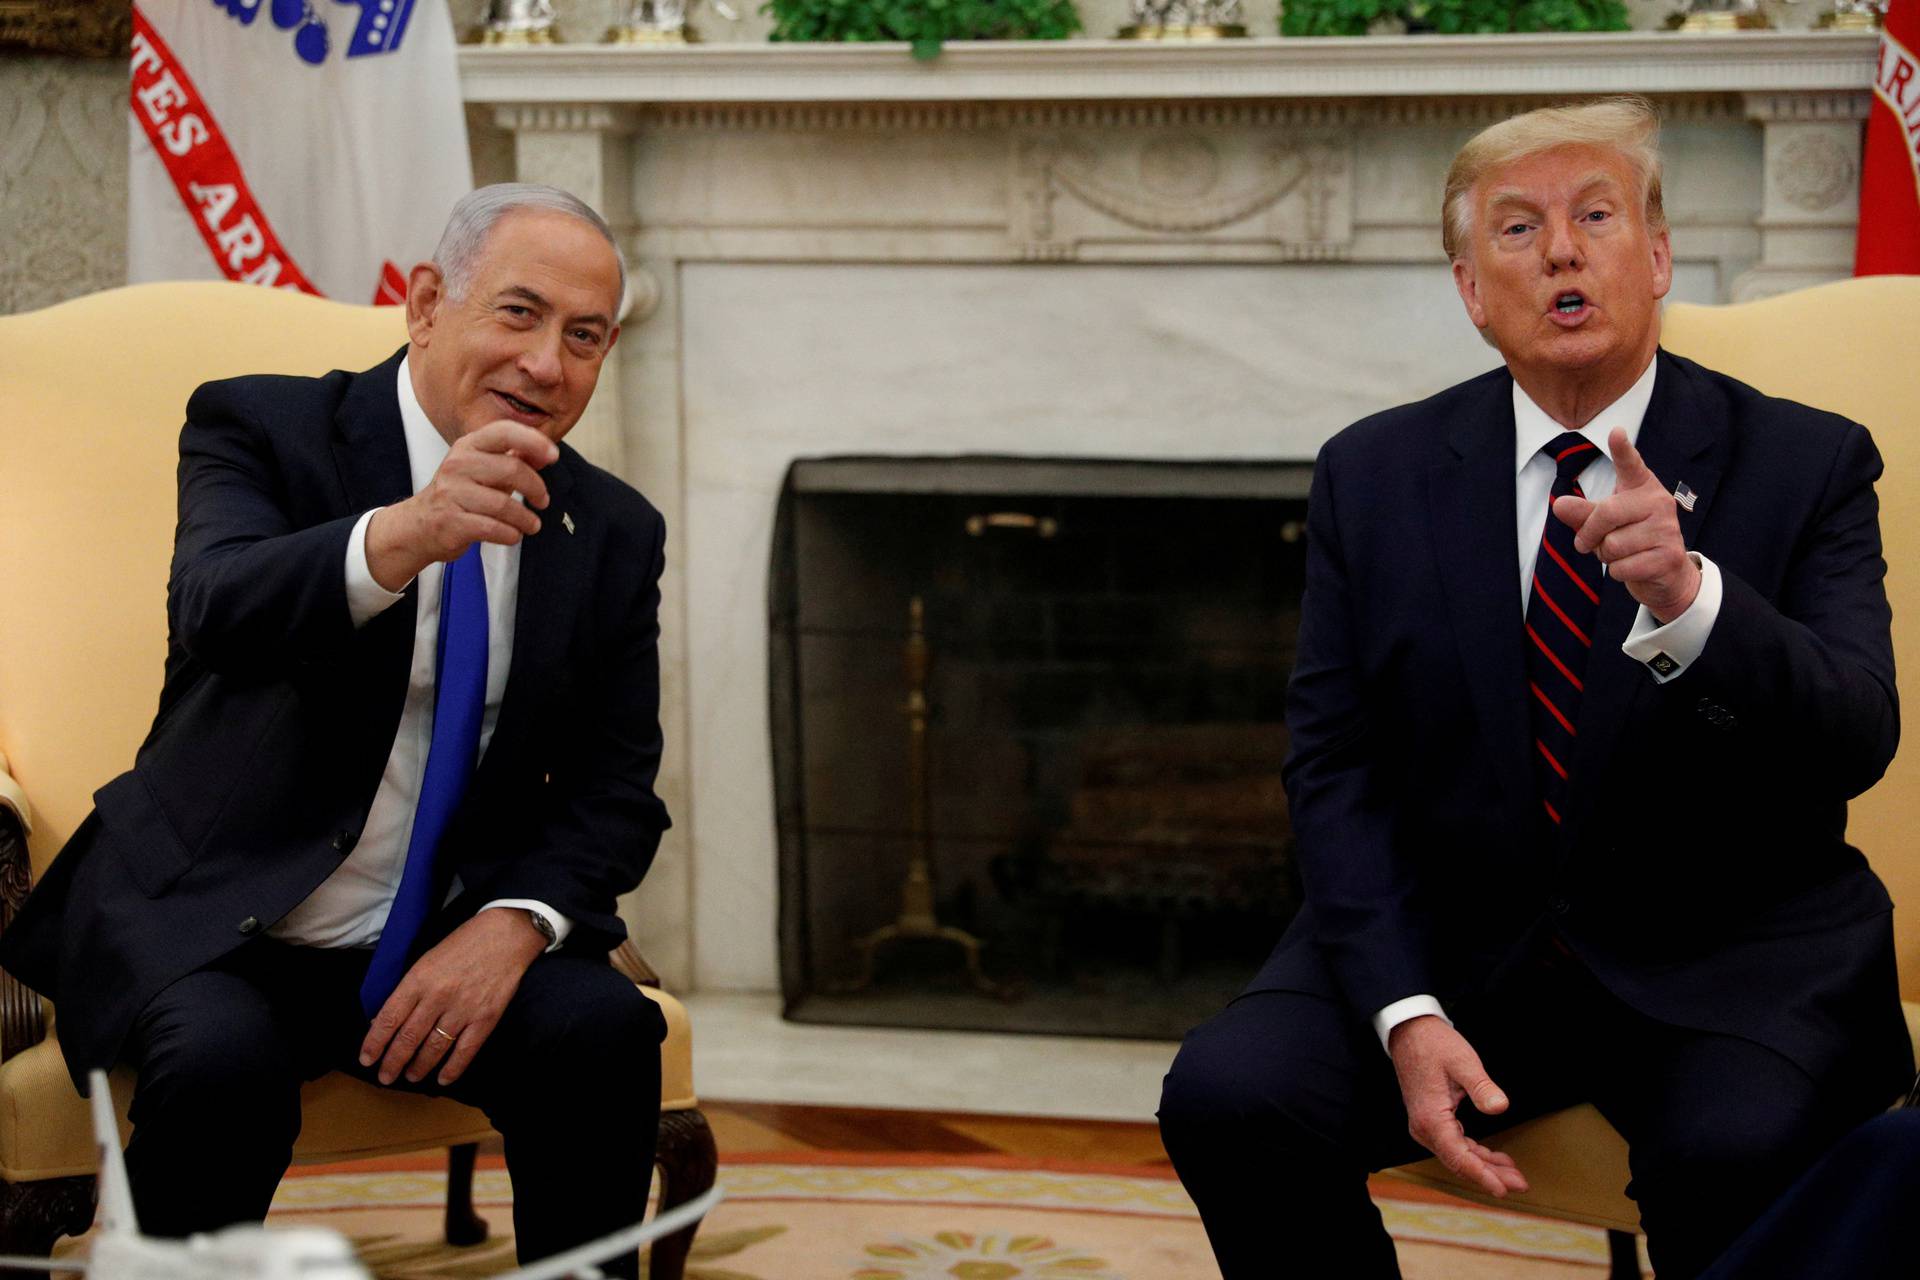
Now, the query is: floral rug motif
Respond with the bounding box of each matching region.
[56,1151,1645,1278]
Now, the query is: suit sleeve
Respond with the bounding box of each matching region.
[1281,443,1435,1017]
[1676,420,1898,800]
[166,384,362,676]
[463,510,671,951]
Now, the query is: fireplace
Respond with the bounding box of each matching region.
[771,456,1311,1038]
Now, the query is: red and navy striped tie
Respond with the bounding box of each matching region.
[1525,431,1603,829]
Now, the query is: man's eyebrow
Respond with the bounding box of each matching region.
[498,284,611,332]
[1485,172,1626,216]
[498,284,551,311]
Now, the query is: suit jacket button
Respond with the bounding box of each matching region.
[1548,895,1571,916]
[238,916,262,936]
[331,830,355,853]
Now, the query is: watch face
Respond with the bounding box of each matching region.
[527,910,557,944]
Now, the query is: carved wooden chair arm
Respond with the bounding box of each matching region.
[0,805,48,1063]
[610,938,661,988]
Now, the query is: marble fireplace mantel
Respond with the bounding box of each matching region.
[459,34,1878,994]
[459,32,1879,102]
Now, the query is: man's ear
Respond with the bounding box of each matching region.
[405,263,445,348]
[1452,255,1487,329]
[1649,227,1673,303]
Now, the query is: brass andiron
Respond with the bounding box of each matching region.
[840,597,1006,998]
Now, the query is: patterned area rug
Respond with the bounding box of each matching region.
[202,1152,1642,1278]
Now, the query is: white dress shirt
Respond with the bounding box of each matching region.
[1371,356,1722,1050]
[268,356,570,952]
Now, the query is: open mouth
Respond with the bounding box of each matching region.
[1553,292,1587,316]
[492,389,548,418]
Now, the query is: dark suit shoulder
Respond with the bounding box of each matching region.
[1661,350,1868,457]
[183,365,359,426]
[1320,362,1512,466]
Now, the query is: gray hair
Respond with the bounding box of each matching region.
[432,182,628,311]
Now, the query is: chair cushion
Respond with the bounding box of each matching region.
[1,985,698,1182]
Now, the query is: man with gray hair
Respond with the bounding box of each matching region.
[3,183,670,1277]
[1159,99,1912,1278]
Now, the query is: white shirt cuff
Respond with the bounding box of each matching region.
[1373,994,1451,1054]
[345,508,409,628]
[479,898,573,952]
[1621,552,1722,684]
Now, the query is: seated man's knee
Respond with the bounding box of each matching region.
[1159,999,1333,1154]
[128,976,299,1131]
[497,961,666,1088]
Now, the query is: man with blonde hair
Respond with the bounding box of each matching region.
[1159,98,1912,1278]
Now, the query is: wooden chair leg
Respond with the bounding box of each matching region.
[1606,1227,1641,1279]
[646,1109,717,1280]
[0,1176,97,1277]
[443,1143,490,1247]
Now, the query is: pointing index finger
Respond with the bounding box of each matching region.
[1608,427,1655,491]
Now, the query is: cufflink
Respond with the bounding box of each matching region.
[1648,652,1680,677]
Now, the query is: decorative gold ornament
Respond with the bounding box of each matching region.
[1115,0,1247,39]
[1116,23,1249,37]
[476,0,558,44]
[606,0,701,43]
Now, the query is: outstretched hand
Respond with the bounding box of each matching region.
[1551,427,1699,623]
[1388,1015,1529,1199]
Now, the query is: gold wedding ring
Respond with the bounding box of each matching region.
[431,1025,457,1042]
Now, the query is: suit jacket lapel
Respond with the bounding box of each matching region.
[331,348,415,519]
[1564,349,1726,837]
[480,449,585,783]
[329,348,421,777]
[1429,373,1536,839]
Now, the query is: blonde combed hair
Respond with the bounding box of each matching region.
[1442,98,1666,261]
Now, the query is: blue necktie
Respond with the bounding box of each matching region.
[1524,431,1604,831]
[360,544,489,1017]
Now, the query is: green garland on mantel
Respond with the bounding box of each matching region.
[762,0,1082,61]
[1281,0,1630,35]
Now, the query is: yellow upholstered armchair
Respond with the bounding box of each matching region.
[0,283,715,1279]
[1387,274,1920,1278]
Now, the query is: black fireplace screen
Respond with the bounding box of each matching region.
[770,457,1312,1039]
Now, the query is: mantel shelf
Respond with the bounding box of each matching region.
[459,31,1879,105]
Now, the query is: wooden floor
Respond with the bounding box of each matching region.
[703,1099,1175,1170]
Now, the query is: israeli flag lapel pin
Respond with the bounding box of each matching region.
[1672,481,1697,513]
[562,512,576,535]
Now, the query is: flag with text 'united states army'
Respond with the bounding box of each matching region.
[1857,0,1920,275]
[128,0,472,304]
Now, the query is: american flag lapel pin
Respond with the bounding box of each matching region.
[562,512,576,535]
[1672,481,1697,513]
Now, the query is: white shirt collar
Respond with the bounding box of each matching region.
[395,354,451,496]
[1511,355,1659,476]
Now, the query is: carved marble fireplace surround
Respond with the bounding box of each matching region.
[460,33,1877,995]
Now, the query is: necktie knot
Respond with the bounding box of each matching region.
[1543,431,1599,487]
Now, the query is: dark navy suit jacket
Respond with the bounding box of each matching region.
[2,349,672,1086]
[1259,349,1911,1096]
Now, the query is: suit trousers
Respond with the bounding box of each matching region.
[1699,1107,1920,1279]
[118,937,666,1278]
[1157,930,1889,1280]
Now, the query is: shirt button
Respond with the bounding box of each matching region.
[238,916,262,936]
[1548,895,1571,916]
